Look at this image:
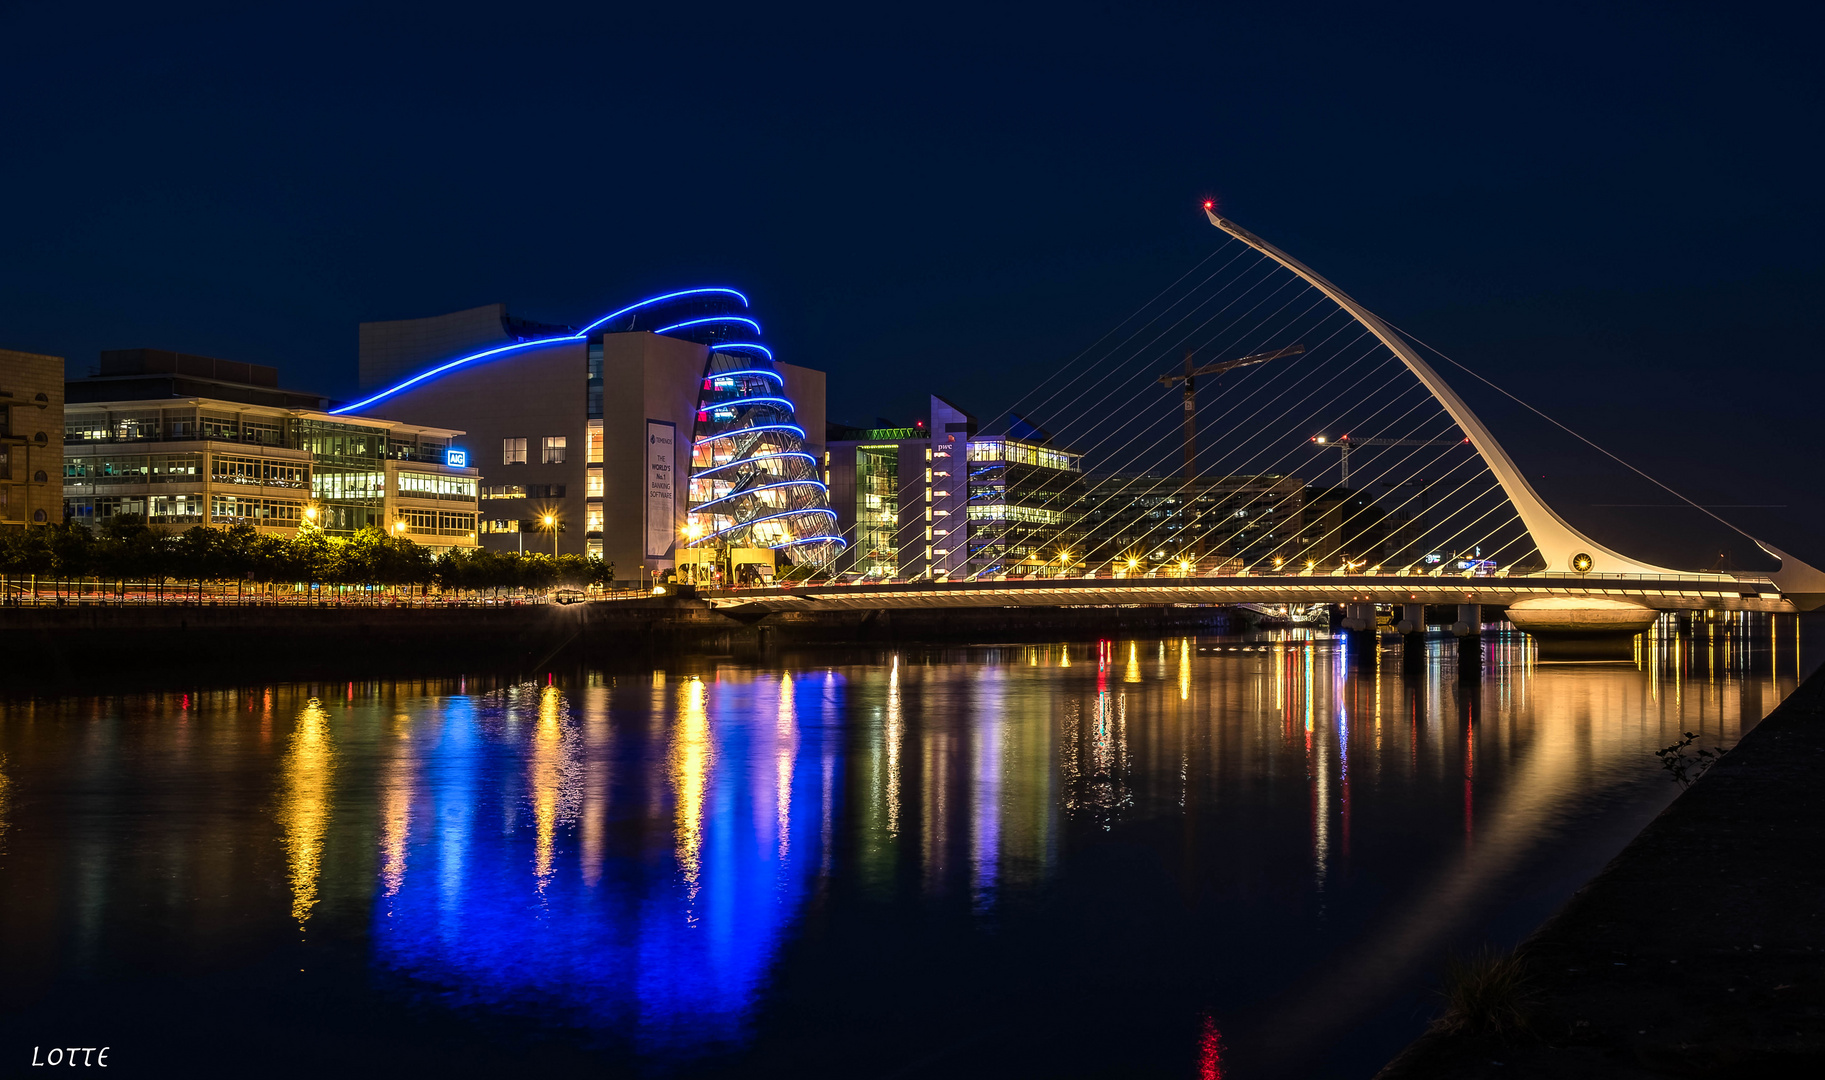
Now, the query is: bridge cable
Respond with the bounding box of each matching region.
[1385,322,1764,545]
[964,307,1386,572]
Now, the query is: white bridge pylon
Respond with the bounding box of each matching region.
[1204,208,1825,598]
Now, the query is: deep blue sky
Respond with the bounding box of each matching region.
[4,1,1820,563]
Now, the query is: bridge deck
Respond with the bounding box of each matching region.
[666,573,1792,615]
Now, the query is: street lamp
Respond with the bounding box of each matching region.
[543,514,557,557]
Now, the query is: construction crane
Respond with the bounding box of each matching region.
[1309,433,1469,487]
[1159,345,1304,483]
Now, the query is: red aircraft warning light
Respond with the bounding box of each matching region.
[1203,200,1214,210]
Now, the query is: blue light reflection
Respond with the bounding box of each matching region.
[370,674,844,1059]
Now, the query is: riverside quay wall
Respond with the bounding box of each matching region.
[3,599,1245,681]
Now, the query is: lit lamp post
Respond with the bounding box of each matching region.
[543,514,558,557]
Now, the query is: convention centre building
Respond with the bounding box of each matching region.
[341,289,840,580]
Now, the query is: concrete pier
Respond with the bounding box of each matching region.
[1506,596,1659,661]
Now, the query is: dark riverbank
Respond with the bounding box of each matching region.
[1,598,1246,682]
[1376,663,1825,1079]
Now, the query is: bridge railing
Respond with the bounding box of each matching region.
[696,569,1777,594]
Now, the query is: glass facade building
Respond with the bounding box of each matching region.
[62,351,479,546]
[584,291,843,571]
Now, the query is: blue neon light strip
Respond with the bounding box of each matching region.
[333,337,571,414]
[692,479,828,512]
[331,285,753,415]
[709,368,784,384]
[685,508,838,546]
[704,396,793,413]
[690,451,816,480]
[693,423,805,446]
[575,287,749,335]
[656,316,762,336]
[770,535,849,551]
[713,343,775,360]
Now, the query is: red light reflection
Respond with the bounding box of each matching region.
[1198,1012,1224,1079]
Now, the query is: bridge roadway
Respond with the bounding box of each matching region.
[680,572,1796,617]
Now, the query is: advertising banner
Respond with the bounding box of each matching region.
[645,420,677,559]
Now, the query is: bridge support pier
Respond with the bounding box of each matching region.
[1505,596,1658,661]
[1454,604,1483,680]
[1341,603,1379,657]
[1398,603,1426,672]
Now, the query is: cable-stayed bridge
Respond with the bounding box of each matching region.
[654,209,1825,646]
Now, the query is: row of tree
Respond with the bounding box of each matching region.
[0,518,613,600]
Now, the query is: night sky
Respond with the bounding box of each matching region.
[4,1,1820,566]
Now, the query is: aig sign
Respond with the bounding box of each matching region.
[446,448,467,468]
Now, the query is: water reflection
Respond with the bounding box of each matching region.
[367,671,841,1056]
[276,697,334,925]
[379,713,413,899]
[0,614,1815,1079]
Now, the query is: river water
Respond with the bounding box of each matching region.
[0,616,1815,1078]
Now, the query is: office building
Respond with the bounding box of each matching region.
[824,395,1331,580]
[341,289,837,579]
[824,396,1084,580]
[62,349,479,546]
[824,422,931,579]
[1076,472,1305,573]
[1,348,66,529]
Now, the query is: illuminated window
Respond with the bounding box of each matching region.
[586,470,603,497]
[586,424,604,464]
[502,438,527,465]
[542,436,567,464]
[399,472,479,500]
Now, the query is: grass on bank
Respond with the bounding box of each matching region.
[1431,946,1538,1040]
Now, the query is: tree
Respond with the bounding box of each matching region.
[48,524,95,599]
[289,523,332,596]
[218,524,260,601]
[173,526,222,600]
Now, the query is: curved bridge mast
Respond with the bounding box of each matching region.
[1208,208,1678,576]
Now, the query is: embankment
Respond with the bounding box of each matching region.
[1376,664,1825,1078]
[2,598,1243,682]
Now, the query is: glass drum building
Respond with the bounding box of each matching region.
[687,351,839,567]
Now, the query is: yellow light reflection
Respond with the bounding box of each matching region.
[776,672,797,860]
[885,657,903,835]
[1178,636,1191,701]
[531,685,564,890]
[277,698,335,925]
[671,677,712,907]
[379,713,414,898]
[1125,642,1142,683]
